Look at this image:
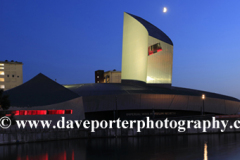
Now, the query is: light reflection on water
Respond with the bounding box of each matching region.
[1,133,240,160]
[204,142,208,160]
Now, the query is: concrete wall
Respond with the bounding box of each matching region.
[0,62,23,91]
[104,71,121,83]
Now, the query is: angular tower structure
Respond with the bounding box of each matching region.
[121,12,173,85]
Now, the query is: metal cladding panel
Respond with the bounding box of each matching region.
[187,96,202,112]
[169,95,188,110]
[81,93,240,115]
[225,100,240,114]
[83,95,116,112]
[121,12,148,82]
[204,98,225,114]
[127,13,173,45]
[118,94,141,110]
[140,94,174,109]
[98,95,116,111]
[147,36,173,84]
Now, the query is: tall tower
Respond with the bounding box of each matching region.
[121,12,173,85]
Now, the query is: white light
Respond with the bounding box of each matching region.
[147,76,154,81]
[163,7,167,13]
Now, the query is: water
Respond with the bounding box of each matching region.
[1,133,240,160]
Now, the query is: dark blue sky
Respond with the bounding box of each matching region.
[1,0,240,99]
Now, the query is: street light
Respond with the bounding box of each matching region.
[202,94,205,115]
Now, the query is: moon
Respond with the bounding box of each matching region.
[163,7,167,13]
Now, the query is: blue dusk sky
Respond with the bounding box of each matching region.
[1,0,240,99]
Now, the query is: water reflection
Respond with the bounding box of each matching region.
[1,133,240,160]
[204,142,208,160]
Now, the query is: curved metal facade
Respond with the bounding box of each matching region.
[121,12,149,82]
[65,83,240,116]
[81,94,240,115]
[121,13,173,84]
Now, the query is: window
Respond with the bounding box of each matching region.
[97,76,99,78]
[0,64,4,66]
[148,42,162,55]
[0,78,4,82]
[0,85,4,89]
[97,81,99,83]
[0,71,4,75]
[0,67,4,69]
[7,75,9,77]
[12,75,14,77]
[17,76,19,78]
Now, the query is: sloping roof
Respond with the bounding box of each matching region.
[4,73,79,107]
[64,83,240,102]
[127,13,173,45]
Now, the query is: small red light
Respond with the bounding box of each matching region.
[47,110,65,115]
[37,110,47,115]
[65,110,73,114]
[27,110,32,115]
[20,110,27,115]
[11,110,19,116]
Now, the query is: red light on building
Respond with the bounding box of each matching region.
[12,110,19,116]
[148,43,162,55]
[9,109,72,116]
[20,110,27,115]
[157,48,162,52]
[37,110,47,115]
[48,110,65,115]
[65,110,73,114]
[148,50,154,55]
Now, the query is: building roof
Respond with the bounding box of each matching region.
[0,60,23,64]
[4,73,79,107]
[127,13,173,46]
[64,83,240,102]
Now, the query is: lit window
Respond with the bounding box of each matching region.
[97,76,99,78]
[148,42,162,56]
[0,71,4,75]
[0,78,4,82]
[97,81,99,83]
[0,67,4,69]
[0,64,4,66]
[0,85,5,89]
